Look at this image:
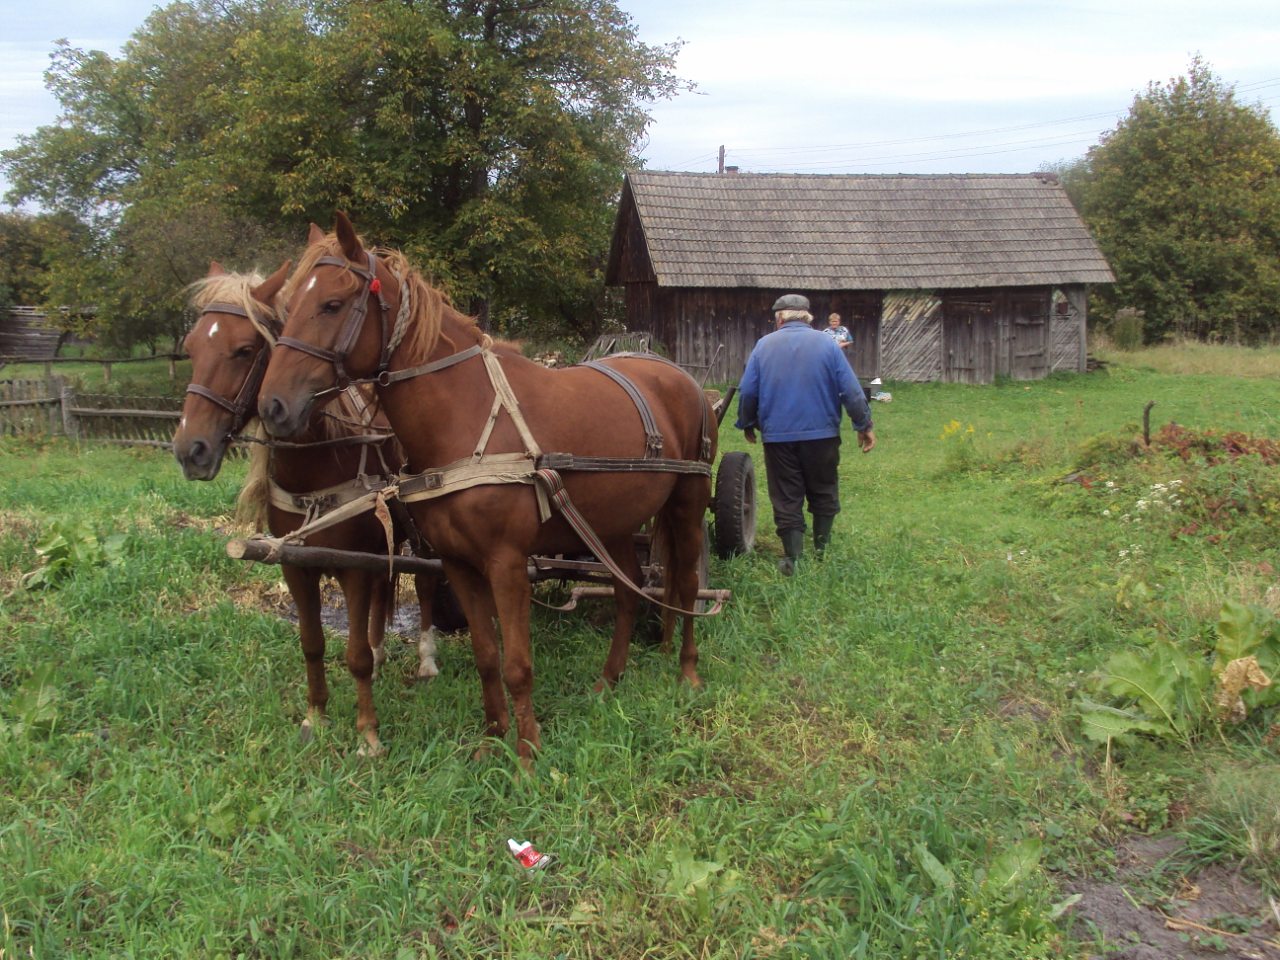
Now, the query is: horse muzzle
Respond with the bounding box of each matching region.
[258,392,312,438]
[174,435,225,481]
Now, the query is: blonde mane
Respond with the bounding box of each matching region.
[186,271,278,345]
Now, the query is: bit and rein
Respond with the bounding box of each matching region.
[186,299,393,451]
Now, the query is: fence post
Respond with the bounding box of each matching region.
[59,381,79,441]
[103,361,112,384]
[168,355,177,381]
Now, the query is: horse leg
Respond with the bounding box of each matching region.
[487,552,541,769]
[658,485,708,688]
[413,572,441,681]
[336,569,382,757]
[368,573,390,681]
[441,559,508,748]
[595,533,644,693]
[282,564,330,741]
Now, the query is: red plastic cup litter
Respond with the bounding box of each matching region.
[507,838,553,870]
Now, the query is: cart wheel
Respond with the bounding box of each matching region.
[713,451,756,558]
[431,579,468,634]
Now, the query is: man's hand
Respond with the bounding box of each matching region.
[857,428,875,453]
[743,427,758,444]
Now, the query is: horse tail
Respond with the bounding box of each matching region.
[234,424,271,530]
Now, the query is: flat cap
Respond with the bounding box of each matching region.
[772,293,809,312]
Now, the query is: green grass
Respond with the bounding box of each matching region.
[2,356,190,397]
[2,355,1279,958]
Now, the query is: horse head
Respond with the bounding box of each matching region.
[258,212,404,438]
[173,260,290,480]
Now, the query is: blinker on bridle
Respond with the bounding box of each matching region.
[185,301,276,437]
[275,252,393,394]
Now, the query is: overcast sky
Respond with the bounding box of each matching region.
[3,0,1279,202]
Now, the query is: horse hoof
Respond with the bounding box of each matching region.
[299,714,328,744]
[416,658,440,681]
[357,736,386,758]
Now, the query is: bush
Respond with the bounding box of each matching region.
[1111,308,1146,350]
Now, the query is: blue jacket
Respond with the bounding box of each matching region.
[734,321,873,442]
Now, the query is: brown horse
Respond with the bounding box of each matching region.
[257,213,717,766]
[173,262,442,756]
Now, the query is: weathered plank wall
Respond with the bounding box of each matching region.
[624,285,884,384]
[1049,285,1088,373]
[881,292,942,382]
[0,308,64,362]
[625,282,1088,386]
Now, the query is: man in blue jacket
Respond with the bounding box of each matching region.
[734,294,876,575]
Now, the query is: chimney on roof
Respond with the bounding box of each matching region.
[724,166,739,175]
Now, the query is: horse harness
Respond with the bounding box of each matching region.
[262,253,717,614]
[185,301,273,438]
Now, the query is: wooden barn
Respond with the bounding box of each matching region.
[0,307,66,363]
[605,171,1115,384]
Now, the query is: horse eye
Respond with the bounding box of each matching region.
[322,299,344,314]
[233,345,256,359]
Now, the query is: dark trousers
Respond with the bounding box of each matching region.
[763,437,841,534]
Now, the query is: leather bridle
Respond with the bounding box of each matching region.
[275,252,392,392]
[184,301,274,437]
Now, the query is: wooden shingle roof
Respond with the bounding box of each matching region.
[607,171,1114,290]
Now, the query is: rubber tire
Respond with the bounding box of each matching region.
[713,451,756,558]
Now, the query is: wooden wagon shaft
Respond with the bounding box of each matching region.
[228,538,445,575]
[227,537,538,580]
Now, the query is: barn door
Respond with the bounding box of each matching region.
[1008,292,1049,380]
[943,297,992,383]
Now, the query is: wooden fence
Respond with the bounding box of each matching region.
[0,378,185,448]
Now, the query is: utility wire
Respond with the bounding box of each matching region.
[644,78,1280,172]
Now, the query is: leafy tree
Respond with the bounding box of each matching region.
[1061,58,1280,343]
[3,0,684,345]
[0,212,52,309]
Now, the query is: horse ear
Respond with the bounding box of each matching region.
[334,211,362,262]
[250,260,292,306]
[308,223,326,245]
[208,260,226,277]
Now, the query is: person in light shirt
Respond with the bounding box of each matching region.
[824,312,853,352]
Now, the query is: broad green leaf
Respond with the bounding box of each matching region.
[1215,599,1266,668]
[1077,697,1172,742]
[1097,640,1210,738]
[914,842,955,893]
[1049,893,1083,920]
[986,838,1042,897]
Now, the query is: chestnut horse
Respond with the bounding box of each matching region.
[257,214,717,765]
[173,262,442,756]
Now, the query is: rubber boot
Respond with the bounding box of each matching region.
[813,514,835,558]
[778,528,804,577]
